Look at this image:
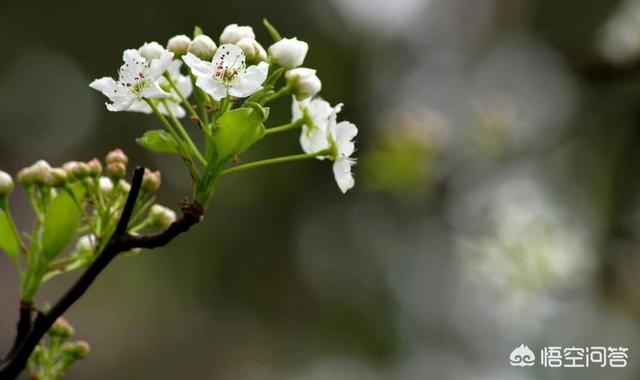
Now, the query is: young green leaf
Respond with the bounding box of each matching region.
[0,209,19,260]
[215,107,266,161]
[193,25,204,37]
[41,185,85,262]
[136,130,180,155]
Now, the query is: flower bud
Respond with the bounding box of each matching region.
[63,161,90,181]
[138,41,165,61]
[87,158,102,177]
[0,171,14,197]
[106,162,126,179]
[285,68,322,100]
[44,168,68,187]
[76,234,96,253]
[99,176,113,194]
[49,317,74,340]
[188,35,217,61]
[167,34,191,57]
[105,149,128,165]
[30,160,52,186]
[142,169,161,192]
[150,204,176,229]
[237,37,268,62]
[117,180,131,194]
[219,24,255,44]
[17,168,35,187]
[61,341,90,360]
[268,38,308,69]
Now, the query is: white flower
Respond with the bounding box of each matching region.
[99,176,113,194]
[292,97,357,193]
[236,37,268,62]
[0,170,14,196]
[285,68,322,100]
[268,38,309,69]
[293,97,342,155]
[138,41,165,60]
[166,34,191,56]
[220,24,255,44]
[90,49,173,112]
[328,120,358,193]
[188,35,217,60]
[183,44,269,100]
[150,204,177,229]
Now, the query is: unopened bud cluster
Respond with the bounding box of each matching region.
[31,317,90,377]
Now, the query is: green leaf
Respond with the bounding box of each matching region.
[136,130,180,155]
[41,185,85,262]
[0,209,19,260]
[215,107,266,161]
[263,18,282,42]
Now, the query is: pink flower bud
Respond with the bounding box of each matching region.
[105,149,128,165]
[87,158,102,177]
[105,162,126,179]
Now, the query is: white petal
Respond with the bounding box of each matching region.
[291,96,307,122]
[122,49,146,75]
[334,121,358,157]
[127,99,153,114]
[149,50,174,80]
[213,44,246,72]
[228,61,268,98]
[142,82,170,99]
[196,77,227,100]
[106,96,135,112]
[176,74,193,98]
[89,77,118,96]
[300,126,331,155]
[159,100,186,118]
[183,53,214,78]
[166,59,183,79]
[332,157,355,193]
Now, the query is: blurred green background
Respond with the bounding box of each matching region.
[4,0,640,378]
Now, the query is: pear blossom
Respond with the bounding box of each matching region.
[150,204,176,228]
[219,24,255,44]
[292,97,342,155]
[268,38,308,69]
[328,120,358,193]
[166,34,191,56]
[236,37,268,62]
[138,41,165,60]
[90,48,173,113]
[0,170,14,196]
[292,97,357,193]
[188,35,217,60]
[183,44,268,100]
[99,176,113,194]
[285,68,322,100]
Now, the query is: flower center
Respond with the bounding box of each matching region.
[214,65,240,85]
[119,59,152,96]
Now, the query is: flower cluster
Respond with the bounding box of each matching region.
[1,149,175,302]
[89,21,357,196]
[29,318,90,379]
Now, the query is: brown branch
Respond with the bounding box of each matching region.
[0,166,204,379]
